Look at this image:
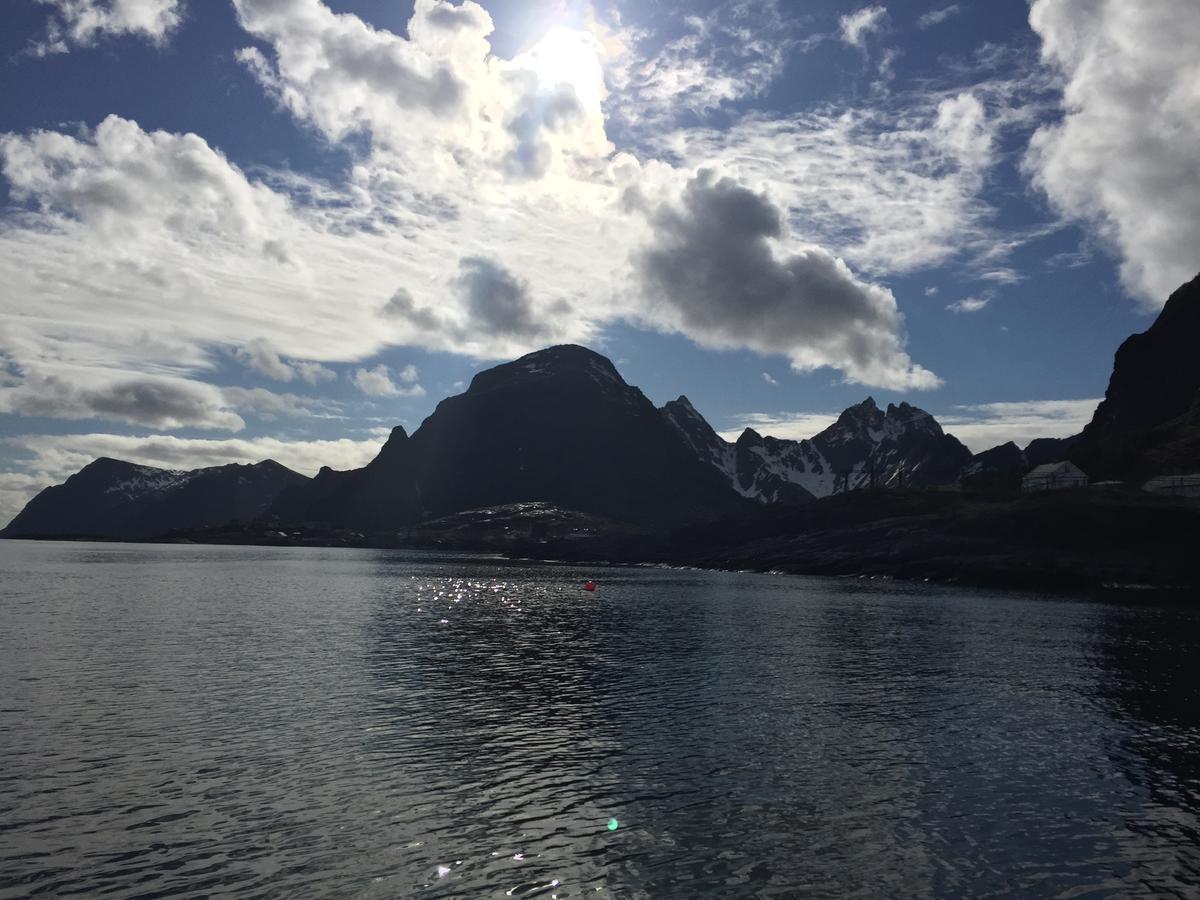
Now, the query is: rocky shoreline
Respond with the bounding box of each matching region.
[13,488,1194,594]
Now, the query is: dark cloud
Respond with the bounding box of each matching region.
[635,171,940,389]
[455,256,547,337]
[0,372,244,430]
[423,1,489,32]
[380,287,449,333]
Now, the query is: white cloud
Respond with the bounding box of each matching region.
[294,361,337,384]
[977,268,1022,284]
[939,399,1099,453]
[234,339,296,382]
[924,286,939,296]
[917,5,960,29]
[232,0,612,181]
[946,296,989,313]
[762,372,777,385]
[654,89,1001,276]
[1026,0,1200,306]
[220,386,341,421]
[605,0,797,125]
[31,0,184,55]
[0,431,386,527]
[351,364,426,398]
[839,6,887,48]
[717,411,841,443]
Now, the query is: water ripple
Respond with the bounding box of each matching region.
[2,542,1200,897]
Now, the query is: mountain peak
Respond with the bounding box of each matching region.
[737,427,764,447]
[467,344,628,396]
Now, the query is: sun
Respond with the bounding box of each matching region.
[518,26,605,106]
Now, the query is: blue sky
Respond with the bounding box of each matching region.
[1,0,1197,522]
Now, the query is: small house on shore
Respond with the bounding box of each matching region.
[1143,475,1200,498]
[1022,461,1088,493]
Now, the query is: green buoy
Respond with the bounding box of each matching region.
[607,818,619,831]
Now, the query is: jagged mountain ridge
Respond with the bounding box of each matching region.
[663,395,972,500]
[1,457,309,539]
[271,344,754,529]
[24,276,1200,544]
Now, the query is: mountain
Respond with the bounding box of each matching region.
[1071,273,1200,480]
[1,458,309,539]
[274,344,753,529]
[663,396,972,500]
[1025,435,1079,468]
[961,441,1027,478]
[960,434,1081,480]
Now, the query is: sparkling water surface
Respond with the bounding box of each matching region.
[2,541,1199,898]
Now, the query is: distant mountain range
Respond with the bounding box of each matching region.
[4,273,1198,541]
[2,458,307,539]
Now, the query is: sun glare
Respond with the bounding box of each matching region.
[519,26,604,105]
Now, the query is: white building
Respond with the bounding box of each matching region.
[1022,461,1089,492]
[1143,475,1200,498]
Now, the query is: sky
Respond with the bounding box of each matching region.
[0,0,1197,523]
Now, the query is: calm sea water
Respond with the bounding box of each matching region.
[2,541,1199,898]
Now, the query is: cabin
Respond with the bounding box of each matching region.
[1021,461,1088,493]
[1143,475,1200,498]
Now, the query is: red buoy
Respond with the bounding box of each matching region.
[584,580,596,592]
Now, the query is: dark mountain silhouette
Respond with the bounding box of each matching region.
[1025,435,1080,468]
[962,441,1027,477]
[273,344,753,529]
[1,457,308,539]
[962,435,1081,478]
[664,395,972,498]
[1071,273,1200,480]
[15,278,1200,545]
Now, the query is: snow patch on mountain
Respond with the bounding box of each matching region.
[663,396,972,502]
[104,465,194,499]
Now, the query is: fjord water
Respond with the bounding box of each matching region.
[2,544,1199,898]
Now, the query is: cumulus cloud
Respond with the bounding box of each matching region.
[31,0,184,55]
[455,257,551,338]
[351,364,426,398]
[0,370,244,431]
[917,5,960,29]
[636,171,940,390]
[1026,0,1200,306]
[840,5,887,48]
[0,431,387,527]
[232,0,610,181]
[946,296,989,313]
[294,361,337,384]
[0,115,289,253]
[939,399,1100,453]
